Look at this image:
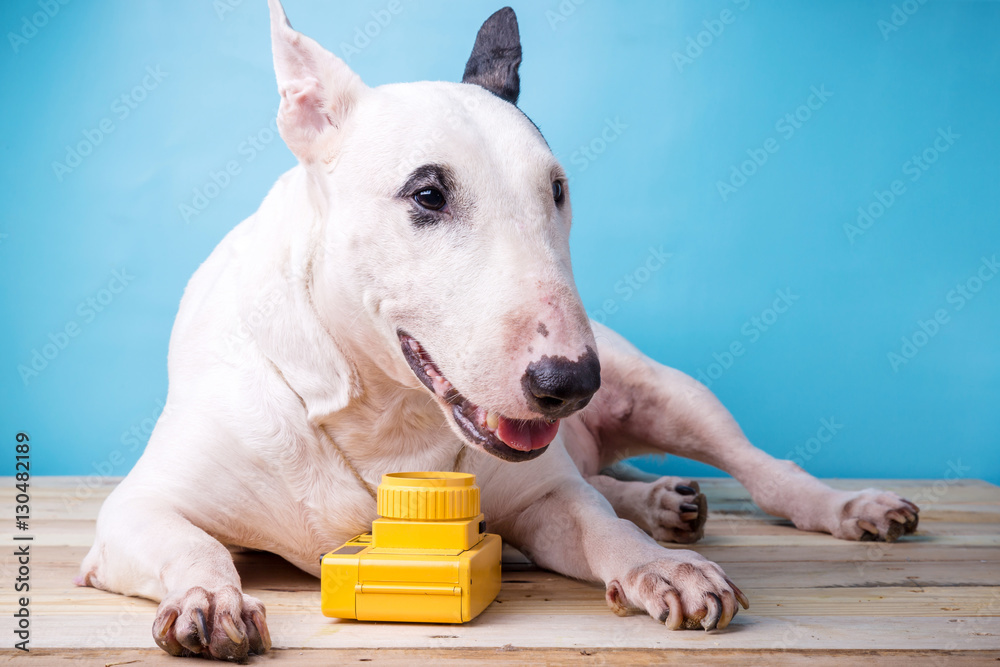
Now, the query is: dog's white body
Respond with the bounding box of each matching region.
[80,3,919,659]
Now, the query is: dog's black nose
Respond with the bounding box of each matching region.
[522,348,601,419]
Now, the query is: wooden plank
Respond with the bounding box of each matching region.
[670,534,1000,548]
[13,584,999,619]
[13,524,1000,549]
[502,542,1000,567]
[5,476,996,530]
[17,562,1000,607]
[700,519,1000,537]
[12,540,1000,573]
[16,547,1000,604]
[5,648,999,666]
[487,586,1000,618]
[10,614,1000,651]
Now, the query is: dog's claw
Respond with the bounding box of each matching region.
[702,592,721,631]
[220,613,245,645]
[153,609,175,642]
[664,589,683,630]
[886,509,909,524]
[717,590,736,630]
[725,577,750,610]
[676,485,696,496]
[251,611,272,653]
[194,608,209,645]
[152,609,182,655]
[654,587,684,631]
[858,519,878,535]
[245,619,263,655]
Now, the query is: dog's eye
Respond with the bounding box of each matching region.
[414,188,446,211]
[552,180,565,204]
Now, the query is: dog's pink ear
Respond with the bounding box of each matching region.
[268,0,365,164]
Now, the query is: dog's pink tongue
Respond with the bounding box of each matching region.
[496,417,560,452]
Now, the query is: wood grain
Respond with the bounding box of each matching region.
[2,476,998,664]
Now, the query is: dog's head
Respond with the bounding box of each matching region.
[269,1,599,462]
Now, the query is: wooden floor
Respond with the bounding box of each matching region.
[2,477,998,665]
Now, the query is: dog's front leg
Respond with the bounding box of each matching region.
[482,450,746,630]
[79,481,271,660]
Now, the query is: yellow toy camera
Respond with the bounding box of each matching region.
[321,472,501,623]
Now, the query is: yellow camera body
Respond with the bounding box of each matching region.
[321,472,501,623]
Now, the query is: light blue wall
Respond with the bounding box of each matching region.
[2,1,997,483]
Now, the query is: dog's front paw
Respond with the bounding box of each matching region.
[605,552,748,631]
[644,477,708,544]
[828,488,920,542]
[153,585,271,661]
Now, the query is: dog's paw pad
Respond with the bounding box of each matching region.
[153,585,270,661]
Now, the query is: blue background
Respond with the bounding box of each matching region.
[2,1,998,484]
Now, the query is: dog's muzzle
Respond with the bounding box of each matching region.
[399,332,572,462]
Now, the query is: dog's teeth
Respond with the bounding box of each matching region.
[486,411,499,430]
[431,375,451,396]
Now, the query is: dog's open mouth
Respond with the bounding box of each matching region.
[399,332,558,462]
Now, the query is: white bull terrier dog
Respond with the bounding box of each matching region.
[79,2,920,660]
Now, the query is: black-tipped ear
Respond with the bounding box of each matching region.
[462,7,521,105]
